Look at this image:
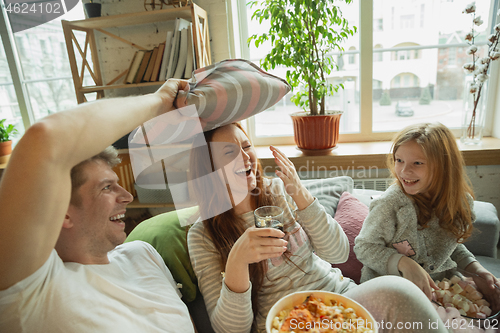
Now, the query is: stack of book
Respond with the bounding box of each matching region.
[125,17,197,84]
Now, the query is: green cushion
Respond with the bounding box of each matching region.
[125,206,199,302]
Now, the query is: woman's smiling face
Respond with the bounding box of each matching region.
[394,140,431,196]
[211,124,258,198]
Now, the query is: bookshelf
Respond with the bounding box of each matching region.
[62,3,211,104]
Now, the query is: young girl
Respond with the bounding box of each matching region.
[354,123,499,307]
[187,123,451,333]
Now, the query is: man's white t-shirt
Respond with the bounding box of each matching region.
[0,241,194,333]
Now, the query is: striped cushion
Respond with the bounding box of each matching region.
[174,58,291,131]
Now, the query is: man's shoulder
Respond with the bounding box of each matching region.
[110,241,162,263]
[112,240,157,255]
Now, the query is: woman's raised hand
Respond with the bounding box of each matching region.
[224,227,287,293]
[270,146,314,210]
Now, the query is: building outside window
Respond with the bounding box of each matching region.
[239,0,498,144]
[0,3,85,144]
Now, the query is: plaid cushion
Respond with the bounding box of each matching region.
[174,58,291,131]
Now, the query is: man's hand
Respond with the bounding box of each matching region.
[155,79,190,113]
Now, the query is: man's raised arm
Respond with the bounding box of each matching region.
[0,79,187,290]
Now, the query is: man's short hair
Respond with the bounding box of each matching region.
[70,146,121,206]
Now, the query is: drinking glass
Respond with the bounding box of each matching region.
[254,206,284,232]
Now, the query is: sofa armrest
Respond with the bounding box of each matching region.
[464,201,500,259]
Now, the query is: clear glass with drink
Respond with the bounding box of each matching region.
[254,206,284,232]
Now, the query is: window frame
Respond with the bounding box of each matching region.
[0,1,82,133]
[235,0,500,145]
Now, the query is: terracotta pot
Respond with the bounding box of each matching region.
[0,140,12,164]
[290,111,343,152]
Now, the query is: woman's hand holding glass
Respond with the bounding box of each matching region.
[224,227,287,293]
[230,227,287,264]
[270,146,314,210]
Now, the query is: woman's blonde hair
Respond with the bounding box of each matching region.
[388,123,474,241]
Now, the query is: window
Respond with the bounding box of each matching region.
[420,4,425,28]
[374,44,383,62]
[236,0,498,143]
[448,47,457,66]
[374,18,383,31]
[348,46,356,64]
[400,15,415,30]
[0,3,85,143]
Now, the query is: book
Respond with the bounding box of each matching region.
[134,50,153,84]
[166,17,191,79]
[159,31,174,81]
[143,46,159,82]
[184,23,195,78]
[125,50,146,84]
[173,28,188,79]
[150,42,165,82]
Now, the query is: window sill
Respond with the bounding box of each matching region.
[255,137,500,170]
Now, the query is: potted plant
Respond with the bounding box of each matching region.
[248,0,356,152]
[0,119,18,164]
[84,0,101,18]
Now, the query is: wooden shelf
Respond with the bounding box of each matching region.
[62,3,211,104]
[80,81,164,93]
[65,7,194,30]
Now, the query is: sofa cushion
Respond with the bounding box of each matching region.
[125,206,199,302]
[302,176,353,216]
[331,191,369,284]
[465,201,500,258]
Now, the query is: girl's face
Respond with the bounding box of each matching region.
[211,125,258,197]
[394,140,431,196]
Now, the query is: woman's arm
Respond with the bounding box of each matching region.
[270,146,348,263]
[188,225,253,333]
[188,224,286,333]
[288,193,349,264]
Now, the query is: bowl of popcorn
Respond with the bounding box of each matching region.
[266,290,377,333]
[432,273,499,325]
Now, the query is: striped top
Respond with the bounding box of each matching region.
[187,178,354,333]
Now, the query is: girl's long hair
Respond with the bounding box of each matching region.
[388,123,474,241]
[189,123,274,323]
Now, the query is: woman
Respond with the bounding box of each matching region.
[187,123,450,333]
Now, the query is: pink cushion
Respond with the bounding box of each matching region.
[332,191,368,284]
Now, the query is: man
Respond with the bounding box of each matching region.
[0,79,196,332]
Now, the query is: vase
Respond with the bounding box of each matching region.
[461,80,487,145]
[290,111,343,154]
